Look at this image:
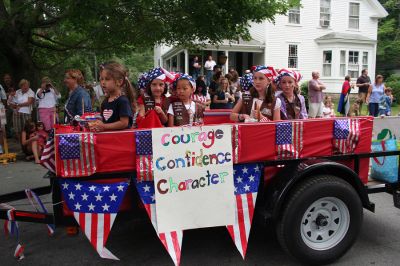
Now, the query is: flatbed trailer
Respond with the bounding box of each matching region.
[1,113,399,265]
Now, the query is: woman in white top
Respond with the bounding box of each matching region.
[9,79,35,141]
[36,77,61,131]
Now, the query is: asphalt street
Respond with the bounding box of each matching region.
[0,161,400,266]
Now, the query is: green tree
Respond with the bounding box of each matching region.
[0,0,297,85]
[377,0,400,74]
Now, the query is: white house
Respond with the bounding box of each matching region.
[154,0,388,93]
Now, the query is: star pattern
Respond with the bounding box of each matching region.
[60,180,128,214]
[334,120,350,139]
[239,73,253,92]
[233,164,262,195]
[276,122,293,145]
[59,135,81,160]
[136,131,153,155]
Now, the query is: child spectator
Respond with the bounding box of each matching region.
[379,87,393,116]
[322,96,335,118]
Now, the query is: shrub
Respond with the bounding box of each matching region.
[386,74,400,106]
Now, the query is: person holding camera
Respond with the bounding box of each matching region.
[36,77,61,131]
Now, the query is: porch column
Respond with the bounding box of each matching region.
[184,49,189,74]
[224,50,229,74]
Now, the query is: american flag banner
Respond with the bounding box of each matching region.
[40,129,55,173]
[333,119,360,154]
[58,133,96,177]
[60,179,129,260]
[227,163,262,259]
[275,121,304,160]
[136,131,154,181]
[135,180,183,266]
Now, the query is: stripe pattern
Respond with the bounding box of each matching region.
[58,133,96,177]
[60,179,129,260]
[40,129,55,173]
[226,163,262,259]
[333,119,360,154]
[135,180,183,266]
[232,125,240,164]
[136,155,154,181]
[276,121,303,160]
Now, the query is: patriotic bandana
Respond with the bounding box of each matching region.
[251,65,277,80]
[239,73,253,92]
[275,68,303,85]
[137,73,148,90]
[171,73,196,90]
[146,67,176,84]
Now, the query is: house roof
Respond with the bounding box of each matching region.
[367,0,389,18]
[315,32,376,44]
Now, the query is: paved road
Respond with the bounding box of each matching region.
[1,162,400,265]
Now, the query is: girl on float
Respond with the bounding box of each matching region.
[230,65,280,122]
[137,67,175,125]
[88,61,135,131]
[167,73,205,127]
[275,69,308,120]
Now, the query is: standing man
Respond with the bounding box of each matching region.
[356,69,371,115]
[191,56,201,81]
[204,55,216,87]
[308,71,326,118]
[1,74,15,138]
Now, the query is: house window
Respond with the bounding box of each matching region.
[340,50,346,77]
[320,0,331,27]
[349,3,360,29]
[348,51,359,78]
[362,52,368,71]
[288,6,300,24]
[322,51,332,76]
[288,44,298,68]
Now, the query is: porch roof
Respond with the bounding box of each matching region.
[162,38,265,59]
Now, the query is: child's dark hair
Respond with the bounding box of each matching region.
[100,61,137,111]
[250,82,276,107]
[145,79,168,97]
[195,79,207,96]
[385,87,392,93]
[36,121,44,128]
[23,119,36,135]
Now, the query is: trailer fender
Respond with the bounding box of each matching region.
[264,161,374,222]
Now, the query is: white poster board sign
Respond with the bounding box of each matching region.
[152,125,235,233]
[372,116,400,140]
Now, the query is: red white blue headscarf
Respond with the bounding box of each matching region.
[274,68,303,85]
[146,67,176,84]
[239,73,253,92]
[137,73,148,90]
[172,73,196,90]
[251,65,277,80]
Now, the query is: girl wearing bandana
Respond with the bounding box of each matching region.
[230,65,280,122]
[276,69,308,120]
[167,74,204,127]
[89,62,135,131]
[138,67,174,125]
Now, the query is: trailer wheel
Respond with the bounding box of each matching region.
[277,175,363,265]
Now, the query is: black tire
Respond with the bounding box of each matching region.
[277,175,363,265]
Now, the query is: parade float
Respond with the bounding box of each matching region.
[0,111,399,265]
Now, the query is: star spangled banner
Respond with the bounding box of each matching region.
[58,133,96,177]
[275,121,303,160]
[333,119,360,155]
[227,163,262,259]
[136,131,154,181]
[60,179,129,260]
[134,179,183,266]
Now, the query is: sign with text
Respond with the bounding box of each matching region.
[152,125,235,233]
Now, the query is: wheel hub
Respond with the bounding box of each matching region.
[300,197,350,251]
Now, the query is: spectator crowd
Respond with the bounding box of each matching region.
[0,56,396,164]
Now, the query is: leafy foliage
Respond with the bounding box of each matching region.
[377,0,400,73]
[385,74,400,106]
[0,0,298,84]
